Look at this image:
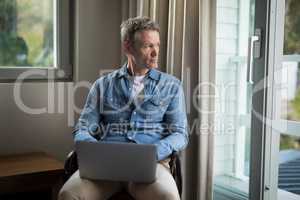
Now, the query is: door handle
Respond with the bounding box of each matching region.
[247,28,262,84]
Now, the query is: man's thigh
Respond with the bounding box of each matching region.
[58,170,122,200]
[127,161,181,200]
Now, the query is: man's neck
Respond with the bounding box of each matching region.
[127,60,149,76]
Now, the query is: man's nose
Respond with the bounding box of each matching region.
[151,47,159,57]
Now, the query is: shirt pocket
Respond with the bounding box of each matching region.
[102,94,128,111]
[101,95,130,122]
[141,95,170,117]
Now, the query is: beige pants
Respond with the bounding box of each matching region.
[58,160,180,200]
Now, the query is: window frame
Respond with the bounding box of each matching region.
[0,0,73,82]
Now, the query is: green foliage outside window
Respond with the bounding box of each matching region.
[284,0,300,55]
[280,134,300,150]
[280,0,300,150]
[280,86,300,150]
[0,0,54,67]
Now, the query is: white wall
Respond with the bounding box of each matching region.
[0,0,122,161]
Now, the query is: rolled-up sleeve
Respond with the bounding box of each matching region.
[73,80,101,142]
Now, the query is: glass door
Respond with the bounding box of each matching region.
[264,0,300,199]
[213,0,270,199]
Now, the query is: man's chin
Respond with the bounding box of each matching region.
[148,63,158,69]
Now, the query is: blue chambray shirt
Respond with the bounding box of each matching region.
[73,64,188,161]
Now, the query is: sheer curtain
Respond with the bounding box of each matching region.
[122,1,216,199]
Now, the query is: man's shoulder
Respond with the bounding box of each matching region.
[156,70,181,85]
[94,67,122,84]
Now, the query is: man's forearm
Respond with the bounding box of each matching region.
[155,131,188,161]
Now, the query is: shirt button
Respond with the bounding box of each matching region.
[127,133,133,139]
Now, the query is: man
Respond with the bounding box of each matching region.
[59,16,188,200]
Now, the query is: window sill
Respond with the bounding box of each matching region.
[278,189,300,200]
[214,175,300,200]
[214,175,248,200]
[0,68,73,82]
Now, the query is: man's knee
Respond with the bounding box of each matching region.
[58,190,77,200]
[129,182,180,200]
[58,177,97,200]
[157,190,180,200]
[133,189,180,200]
[58,172,123,200]
[58,186,102,200]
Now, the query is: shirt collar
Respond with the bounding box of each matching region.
[117,63,160,81]
[116,63,128,78]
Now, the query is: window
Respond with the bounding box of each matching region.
[273,0,300,197]
[0,0,72,81]
[214,0,300,199]
[253,0,300,199]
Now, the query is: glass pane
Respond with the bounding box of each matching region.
[0,0,54,67]
[213,0,255,198]
[278,133,300,197]
[280,61,300,121]
[280,134,300,150]
[284,0,300,55]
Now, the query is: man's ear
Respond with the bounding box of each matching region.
[123,40,133,55]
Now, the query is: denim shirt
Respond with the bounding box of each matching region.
[73,64,188,161]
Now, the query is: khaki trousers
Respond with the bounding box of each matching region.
[58,160,180,200]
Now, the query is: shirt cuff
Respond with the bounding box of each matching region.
[155,142,172,161]
[74,132,97,142]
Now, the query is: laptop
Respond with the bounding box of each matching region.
[75,141,157,183]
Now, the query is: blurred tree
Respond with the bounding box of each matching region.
[290,87,300,120]
[284,0,300,54]
[280,0,300,150]
[282,80,300,150]
[17,0,54,66]
[280,134,300,150]
[0,0,28,66]
[0,0,17,32]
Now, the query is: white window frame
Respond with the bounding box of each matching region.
[0,0,73,82]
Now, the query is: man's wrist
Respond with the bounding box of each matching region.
[155,143,171,161]
[74,132,97,142]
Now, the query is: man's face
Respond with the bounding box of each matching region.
[130,30,160,69]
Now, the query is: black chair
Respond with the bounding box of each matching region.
[63,151,182,200]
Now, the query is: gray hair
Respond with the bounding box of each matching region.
[120,16,160,43]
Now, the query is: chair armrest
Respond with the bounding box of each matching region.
[64,151,78,180]
[169,152,182,197]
